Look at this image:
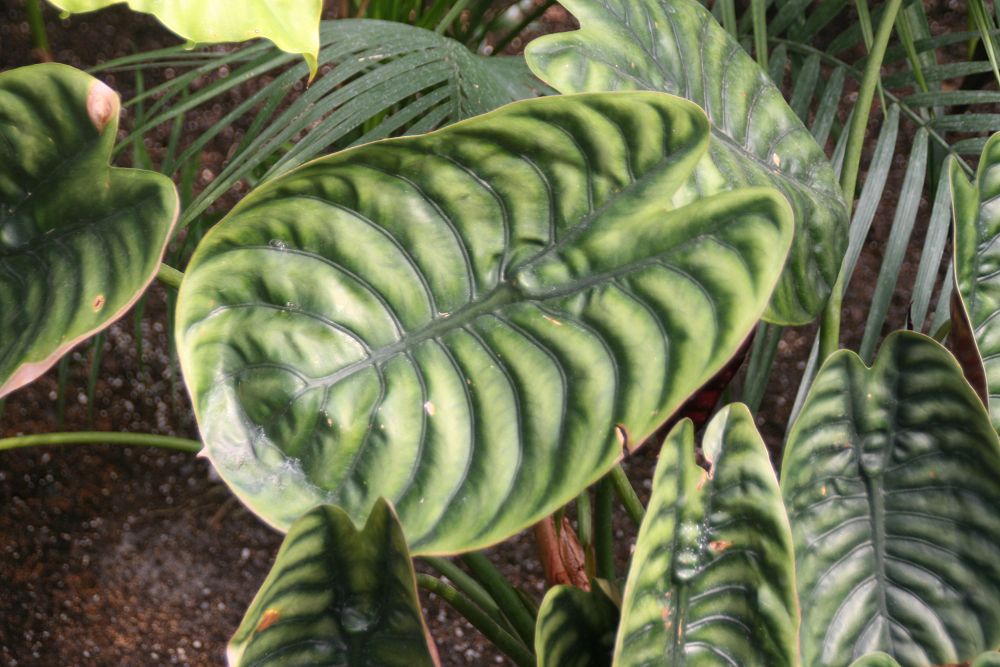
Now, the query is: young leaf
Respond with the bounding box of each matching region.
[177,92,793,554]
[536,585,619,667]
[46,0,322,78]
[228,499,439,667]
[0,64,177,397]
[952,132,1000,433]
[614,404,798,667]
[782,332,1000,667]
[524,0,848,325]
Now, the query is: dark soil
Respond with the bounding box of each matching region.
[0,0,965,665]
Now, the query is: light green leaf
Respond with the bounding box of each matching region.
[523,0,848,325]
[975,652,1000,667]
[0,64,177,397]
[848,653,901,667]
[952,132,1000,433]
[536,585,619,667]
[228,499,439,667]
[614,404,798,666]
[177,92,793,554]
[782,331,1000,667]
[46,0,322,78]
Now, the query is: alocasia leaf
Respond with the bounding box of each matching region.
[614,404,798,666]
[228,499,439,667]
[536,585,619,667]
[46,0,322,78]
[177,92,793,554]
[524,0,848,325]
[782,331,1000,667]
[952,132,1000,433]
[0,64,177,397]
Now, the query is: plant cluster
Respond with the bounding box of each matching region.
[4,0,1000,665]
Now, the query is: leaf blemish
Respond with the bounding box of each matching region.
[423,401,436,417]
[92,294,105,311]
[86,80,117,133]
[709,539,732,553]
[256,608,280,632]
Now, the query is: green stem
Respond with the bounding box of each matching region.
[416,574,536,667]
[0,431,201,453]
[421,557,514,634]
[156,263,185,290]
[610,464,645,525]
[435,0,472,34]
[819,0,902,363]
[576,489,593,550]
[594,477,615,582]
[491,0,558,54]
[461,553,536,648]
[25,0,52,62]
[751,0,768,69]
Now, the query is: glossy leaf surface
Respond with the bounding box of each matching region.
[782,332,1000,667]
[952,132,1000,432]
[614,404,798,666]
[0,64,177,397]
[228,499,439,667]
[177,92,793,553]
[524,0,848,325]
[47,0,321,76]
[536,585,619,667]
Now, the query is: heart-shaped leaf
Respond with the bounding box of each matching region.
[524,0,847,325]
[228,499,439,667]
[952,132,1000,433]
[0,64,178,397]
[782,332,1000,667]
[177,92,793,554]
[614,404,798,666]
[536,585,619,667]
[47,0,321,78]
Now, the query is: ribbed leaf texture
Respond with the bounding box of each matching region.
[536,585,619,667]
[177,92,793,554]
[524,0,847,325]
[614,404,798,666]
[0,64,178,397]
[228,499,439,667]
[47,0,322,76]
[952,132,1000,433]
[782,332,1000,667]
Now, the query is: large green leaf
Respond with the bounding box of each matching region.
[849,654,901,667]
[0,64,177,397]
[524,0,848,325]
[782,331,1000,667]
[536,585,619,667]
[177,92,793,554]
[228,499,439,666]
[614,404,798,666]
[952,132,1000,433]
[47,0,322,77]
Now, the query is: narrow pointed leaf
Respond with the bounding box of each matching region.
[524,0,848,325]
[46,0,322,78]
[228,499,439,667]
[782,332,1000,667]
[536,585,619,667]
[0,64,178,397]
[177,92,794,554]
[952,133,1000,433]
[614,404,798,666]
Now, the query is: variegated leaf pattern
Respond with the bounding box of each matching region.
[536,585,619,667]
[524,0,848,325]
[614,404,798,666]
[782,332,1000,667]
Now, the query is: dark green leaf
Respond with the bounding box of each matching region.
[536,585,618,667]
[177,92,793,554]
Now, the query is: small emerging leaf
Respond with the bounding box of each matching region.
[614,404,798,666]
[228,499,439,667]
[536,585,619,667]
[0,64,177,397]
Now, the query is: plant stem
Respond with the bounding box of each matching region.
[751,0,768,69]
[25,0,52,62]
[421,557,513,633]
[576,489,593,550]
[0,431,201,453]
[436,0,472,34]
[460,552,536,647]
[609,464,645,525]
[416,574,536,667]
[819,0,902,363]
[594,477,616,582]
[156,263,185,289]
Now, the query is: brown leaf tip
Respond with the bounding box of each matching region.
[86,80,118,134]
